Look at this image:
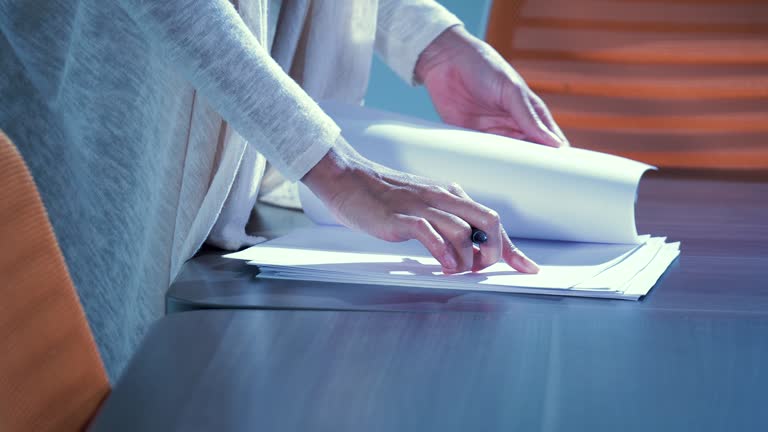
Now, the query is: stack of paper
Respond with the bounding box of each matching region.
[226,227,678,300]
[226,103,680,300]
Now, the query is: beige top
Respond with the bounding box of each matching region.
[0,0,460,380]
[209,0,462,250]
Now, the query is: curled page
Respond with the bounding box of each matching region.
[300,102,653,244]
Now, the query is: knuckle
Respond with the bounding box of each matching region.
[411,217,429,232]
[484,209,501,227]
[427,184,451,198]
[447,182,464,195]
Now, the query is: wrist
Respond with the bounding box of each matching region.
[414,25,473,84]
[301,136,361,203]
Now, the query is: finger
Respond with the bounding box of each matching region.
[502,84,563,148]
[484,126,528,141]
[444,181,472,199]
[471,246,484,272]
[391,214,458,272]
[463,114,526,140]
[422,187,503,272]
[522,98,563,148]
[530,93,570,147]
[417,208,474,274]
[500,226,540,274]
[431,184,505,272]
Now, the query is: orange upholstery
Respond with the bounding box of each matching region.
[0,131,110,431]
[486,0,768,169]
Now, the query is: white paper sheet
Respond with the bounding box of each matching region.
[225,227,671,296]
[225,104,677,300]
[299,102,654,244]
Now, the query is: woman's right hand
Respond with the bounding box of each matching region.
[302,137,539,275]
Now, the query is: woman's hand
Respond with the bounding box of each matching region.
[302,138,539,274]
[415,26,569,148]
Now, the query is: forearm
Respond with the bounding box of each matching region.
[374,0,462,85]
[118,0,339,180]
[301,136,360,206]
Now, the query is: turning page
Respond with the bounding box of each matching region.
[300,102,653,244]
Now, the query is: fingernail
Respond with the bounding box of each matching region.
[522,256,540,274]
[513,250,540,274]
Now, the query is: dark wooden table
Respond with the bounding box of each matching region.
[167,173,768,315]
[91,307,768,431]
[92,173,768,431]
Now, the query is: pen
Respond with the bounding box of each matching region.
[471,228,488,244]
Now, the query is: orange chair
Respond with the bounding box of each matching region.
[486,0,768,169]
[0,131,110,431]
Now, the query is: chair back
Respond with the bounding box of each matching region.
[0,131,110,431]
[486,0,768,169]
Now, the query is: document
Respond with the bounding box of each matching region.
[226,103,680,300]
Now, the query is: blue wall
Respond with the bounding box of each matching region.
[364,0,493,121]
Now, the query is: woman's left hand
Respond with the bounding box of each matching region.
[416,26,569,148]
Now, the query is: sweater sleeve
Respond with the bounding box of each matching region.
[117,0,338,181]
[375,0,463,85]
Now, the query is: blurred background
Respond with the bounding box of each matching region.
[365,0,768,171]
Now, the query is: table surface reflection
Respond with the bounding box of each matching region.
[91,307,768,431]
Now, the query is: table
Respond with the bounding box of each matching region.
[167,173,768,315]
[90,308,768,431]
[93,173,768,431]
